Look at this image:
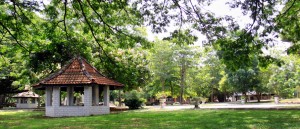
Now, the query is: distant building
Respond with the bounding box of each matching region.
[13,91,40,108]
[232,91,272,101]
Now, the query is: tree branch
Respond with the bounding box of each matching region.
[76,0,116,65]
[87,0,144,44]
[0,21,29,52]
[63,0,69,40]
[172,0,183,31]
[188,0,204,24]
[280,0,297,17]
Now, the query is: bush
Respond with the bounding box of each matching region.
[124,90,145,110]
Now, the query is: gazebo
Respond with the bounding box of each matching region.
[13,91,40,108]
[33,56,124,117]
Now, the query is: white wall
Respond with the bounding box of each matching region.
[16,98,38,108]
[16,103,38,108]
[45,85,110,117]
[45,106,110,117]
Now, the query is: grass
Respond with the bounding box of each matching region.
[281,98,300,103]
[0,109,300,129]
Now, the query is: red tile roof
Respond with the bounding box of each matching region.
[33,56,124,87]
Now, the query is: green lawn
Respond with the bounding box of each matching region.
[0,109,300,129]
[281,98,300,103]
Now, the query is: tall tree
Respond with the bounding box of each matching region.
[267,55,300,98]
[227,68,260,102]
[149,40,178,96]
[165,29,198,103]
[187,47,224,102]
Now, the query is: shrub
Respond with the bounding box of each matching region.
[173,102,180,105]
[200,97,208,103]
[124,90,145,109]
[192,97,201,109]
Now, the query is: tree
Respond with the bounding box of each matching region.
[0,76,22,107]
[255,67,272,102]
[213,30,279,71]
[174,45,197,103]
[165,29,198,104]
[2,0,295,56]
[1,0,151,90]
[267,55,300,98]
[218,71,234,102]
[227,68,260,102]
[276,0,300,54]
[1,0,299,105]
[149,40,178,94]
[202,49,224,102]
[148,32,199,103]
[187,47,224,102]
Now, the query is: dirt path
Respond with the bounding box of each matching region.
[143,102,300,111]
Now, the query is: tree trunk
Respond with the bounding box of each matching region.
[256,92,261,103]
[0,94,7,107]
[0,95,4,108]
[211,88,214,102]
[194,100,200,109]
[161,79,165,92]
[242,92,247,102]
[180,63,186,104]
[37,98,40,108]
[170,84,173,97]
[118,89,121,107]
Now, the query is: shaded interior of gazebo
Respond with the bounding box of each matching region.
[33,56,124,117]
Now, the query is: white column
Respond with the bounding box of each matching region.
[36,98,39,107]
[93,85,99,106]
[45,87,53,106]
[84,86,92,106]
[52,86,61,107]
[67,86,74,106]
[103,85,110,106]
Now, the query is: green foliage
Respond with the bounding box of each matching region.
[188,48,224,101]
[227,68,260,94]
[164,29,198,46]
[155,91,171,99]
[213,30,264,71]
[266,55,300,98]
[0,76,23,107]
[97,47,151,90]
[148,38,200,102]
[0,0,299,104]
[277,0,300,45]
[0,0,151,91]
[124,90,145,109]
[218,71,234,94]
[149,40,178,92]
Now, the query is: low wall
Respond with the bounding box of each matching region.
[45,106,110,117]
[16,103,38,108]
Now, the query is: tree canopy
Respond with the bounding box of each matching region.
[1,0,300,106]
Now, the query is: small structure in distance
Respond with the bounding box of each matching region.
[13,91,40,108]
